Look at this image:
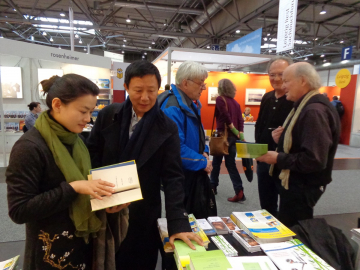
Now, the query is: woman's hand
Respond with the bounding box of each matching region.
[272,126,284,144]
[69,179,115,200]
[106,203,130,213]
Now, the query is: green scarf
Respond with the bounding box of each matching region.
[34,111,101,241]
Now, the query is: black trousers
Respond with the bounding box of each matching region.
[257,161,279,217]
[275,178,326,228]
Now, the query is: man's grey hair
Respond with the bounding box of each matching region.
[218,78,236,98]
[175,61,208,85]
[294,62,322,90]
[267,56,294,73]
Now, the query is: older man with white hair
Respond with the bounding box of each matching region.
[159,61,213,215]
[257,62,340,227]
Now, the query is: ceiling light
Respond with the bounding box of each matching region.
[13,8,16,11]
[164,19,167,26]
[304,57,308,60]
[60,12,65,17]
[263,37,268,41]
[269,49,272,53]
[323,59,327,62]
[30,36,34,41]
[341,60,348,64]
[58,46,61,49]
[323,62,331,66]
[290,50,294,55]
[320,54,325,57]
[75,33,79,38]
[126,15,131,23]
[123,44,126,47]
[267,33,270,36]
[144,52,147,55]
[84,47,86,51]
[235,29,240,33]
[340,40,344,43]
[42,32,47,36]
[152,40,155,44]
[149,46,151,49]
[50,37,53,42]
[320,6,326,15]
[207,45,210,49]
[122,50,124,53]
[79,39,82,44]
[123,39,127,42]
[142,55,145,58]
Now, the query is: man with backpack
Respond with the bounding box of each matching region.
[331,96,344,118]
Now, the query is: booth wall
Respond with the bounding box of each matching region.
[200,72,341,130]
[0,54,110,111]
[341,75,358,145]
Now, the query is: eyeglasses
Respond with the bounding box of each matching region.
[187,79,207,89]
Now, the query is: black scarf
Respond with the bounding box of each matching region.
[116,97,159,163]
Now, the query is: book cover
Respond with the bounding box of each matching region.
[189,250,231,270]
[0,255,19,270]
[221,217,240,231]
[157,218,173,253]
[211,235,238,257]
[174,240,206,268]
[188,214,210,247]
[261,239,335,270]
[197,219,217,236]
[236,142,268,158]
[207,216,229,234]
[230,210,295,244]
[89,160,143,211]
[232,230,261,253]
[227,256,277,270]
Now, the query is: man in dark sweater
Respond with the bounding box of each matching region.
[257,62,340,227]
[255,56,294,217]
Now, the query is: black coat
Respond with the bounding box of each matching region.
[6,128,92,270]
[86,103,191,269]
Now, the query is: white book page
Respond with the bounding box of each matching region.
[227,256,277,270]
[197,219,213,230]
[91,163,139,193]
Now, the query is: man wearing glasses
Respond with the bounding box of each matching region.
[159,61,212,208]
[255,56,294,217]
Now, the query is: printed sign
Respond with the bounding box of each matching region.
[277,0,298,53]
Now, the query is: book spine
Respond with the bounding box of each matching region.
[211,235,238,257]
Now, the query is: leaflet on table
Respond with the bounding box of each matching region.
[231,230,261,253]
[197,219,216,236]
[236,142,268,158]
[88,160,143,211]
[221,217,240,232]
[207,216,229,234]
[227,256,277,270]
[261,239,335,270]
[231,210,295,240]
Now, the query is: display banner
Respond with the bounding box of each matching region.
[226,28,262,54]
[276,0,298,53]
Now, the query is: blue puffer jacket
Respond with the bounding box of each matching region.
[158,84,209,172]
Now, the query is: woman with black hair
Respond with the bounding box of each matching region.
[6,74,128,270]
[24,101,41,130]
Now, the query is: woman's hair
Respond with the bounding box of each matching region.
[218,78,236,98]
[28,102,40,111]
[41,74,99,110]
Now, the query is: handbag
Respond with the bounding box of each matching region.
[209,96,229,156]
[185,170,217,219]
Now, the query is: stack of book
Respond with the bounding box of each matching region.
[188,214,210,248]
[207,216,229,235]
[211,235,238,257]
[173,240,206,270]
[261,239,336,270]
[196,219,216,236]
[230,209,295,244]
[232,229,261,253]
[221,217,240,232]
[188,250,231,270]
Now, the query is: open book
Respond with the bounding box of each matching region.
[88,160,143,211]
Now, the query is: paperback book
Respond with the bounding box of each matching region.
[211,235,238,257]
[261,239,335,270]
[88,160,143,211]
[188,214,210,247]
[189,250,231,270]
[221,217,240,232]
[174,240,206,268]
[227,256,277,270]
[197,219,217,236]
[207,216,229,235]
[236,142,268,158]
[230,209,295,244]
[232,230,261,253]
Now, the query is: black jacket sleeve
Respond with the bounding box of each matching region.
[161,124,192,236]
[86,109,105,169]
[6,139,77,224]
